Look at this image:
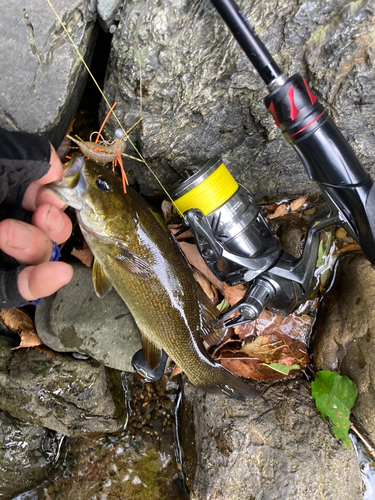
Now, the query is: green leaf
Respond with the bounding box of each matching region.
[316,239,324,268]
[263,363,300,375]
[311,371,358,448]
[216,298,230,313]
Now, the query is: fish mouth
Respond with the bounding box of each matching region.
[50,155,87,210]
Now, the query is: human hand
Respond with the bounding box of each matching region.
[0,143,73,306]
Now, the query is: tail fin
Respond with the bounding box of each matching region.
[199,364,260,401]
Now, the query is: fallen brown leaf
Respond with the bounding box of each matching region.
[240,333,308,365]
[35,345,57,363]
[193,269,220,305]
[216,332,309,381]
[264,203,278,212]
[169,225,194,241]
[223,282,248,306]
[267,203,287,219]
[0,308,43,349]
[178,241,224,292]
[335,227,347,240]
[71,241,94,267]
[290,196,308,212]
[267,196,308,220]
[220,355,301,381]
[170,365,183,377]
[333,243,361,256]
[161,200,173,223]
[234,309,313,342]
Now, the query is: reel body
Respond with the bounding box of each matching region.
[171,159,282,286]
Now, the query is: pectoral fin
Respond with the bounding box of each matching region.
[92,258,113,297]
[115,245,155,280]
[139,330,164,371]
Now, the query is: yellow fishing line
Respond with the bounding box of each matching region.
[46,0,184,217]
[173,163,238,216]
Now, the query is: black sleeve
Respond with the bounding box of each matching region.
[0,127,51,209]
[0,128,52,308]
[0,266,28,309]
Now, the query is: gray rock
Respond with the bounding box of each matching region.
[180,378,362,500]
[0,410,63,499]
[0,335,123,436]
[312,254,375,445]
[0,0,97,147]
[97,0,123,31]
[101,0,375,200]
[35,262,141,372]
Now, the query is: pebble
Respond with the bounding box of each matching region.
[335,227,347,239]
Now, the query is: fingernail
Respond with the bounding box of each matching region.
[46,205,64,233]
[7,220,33,249]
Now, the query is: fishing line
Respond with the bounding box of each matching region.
[46,0,185,218]
[173,163,238,216]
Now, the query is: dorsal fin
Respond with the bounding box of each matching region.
[92,258,112,297]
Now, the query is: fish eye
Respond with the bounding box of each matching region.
[96,178,110,192]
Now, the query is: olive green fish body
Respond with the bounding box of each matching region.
[52,156,258,400]
[81,188,220,387]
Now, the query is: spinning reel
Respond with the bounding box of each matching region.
[170,159,342,327]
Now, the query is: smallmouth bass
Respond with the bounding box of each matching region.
[52,156,259,400]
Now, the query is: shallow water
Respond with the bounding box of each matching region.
[11,374,187,500]
[351,434,375,500]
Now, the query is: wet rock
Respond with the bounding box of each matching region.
[35,262,141,372]
[101,0,375,200]
[97,0,123,31]
[180,378,362,500]
[0,0,97,147]
[0,410,63,499]
[312,254,375,445]
[0,335,122,436]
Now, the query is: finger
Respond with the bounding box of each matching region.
[35,146,65,185]
[17,261,73,301]
[22,146,67,211]
[0,219,52,265]
[32,204,72,245]
[23,184,67,212]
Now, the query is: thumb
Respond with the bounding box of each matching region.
[17,262,73,302]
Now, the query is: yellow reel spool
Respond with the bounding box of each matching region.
[172,160,238,216]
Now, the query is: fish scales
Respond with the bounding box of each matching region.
[51,156,259,400]
[82,189,217,386]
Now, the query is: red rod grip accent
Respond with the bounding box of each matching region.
[302,77,317,105]
[268,101,280,127]
[286,110,326,139]
[287,86,300,121]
